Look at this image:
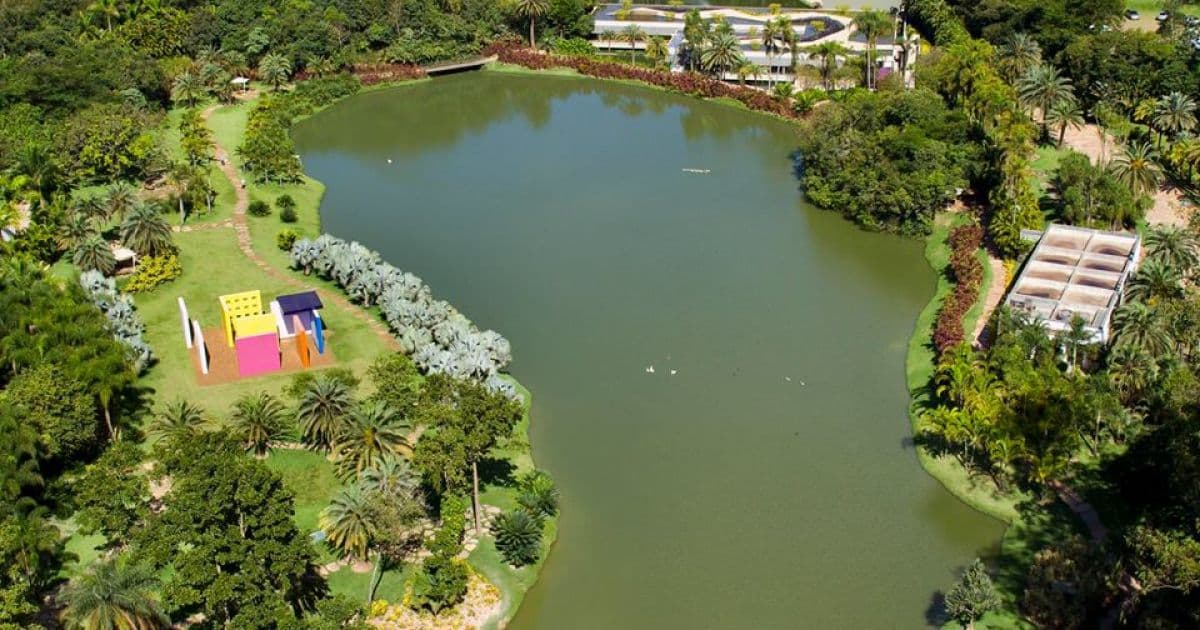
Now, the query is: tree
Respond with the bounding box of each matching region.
[944,558,1001,629]
[178,109,213,167]
[1152,91,1197,140]
[332,401,411,479]
[1044,99,1084,148]
[258,54,292,91]
[73,235,117,275]
[119,204,174,257]
[761,17,783,87]
[515,470,559,518]
[137,434,320,626]
[1110,141,1163,197]
[87,0,121,32]
[58,211,95,253]
[147,399,206,444]
[297,376,354,453]
[700,32,743,76]
[621,25,645,64]
[996,32,1042,83]
[74,443,149,548]
[1113,301,1174,356]
[1126,258,1183,304]
[58,558,167,630]
[1144,226,1199,275]
[1017,64,1076,138]
[644,36,669,69]
[105,183,139,224]
[319,484,376,561]
[4,363,100,461]
[513,0,550,49]
[171,72,203,108]
[852,10,890,90]
[230,392,289,458]
[735,58,759,86]
[492,509,543,567]
[806,41,849,91]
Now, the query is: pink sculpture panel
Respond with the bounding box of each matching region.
[234,332,280,377]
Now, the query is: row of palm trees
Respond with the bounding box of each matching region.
[62,185,176,275]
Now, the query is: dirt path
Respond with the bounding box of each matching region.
[1059,123,1189,227]
[199,103,399,351]
[972,256,1007,347]
[1048,479,1109,544]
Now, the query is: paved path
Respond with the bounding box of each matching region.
[199,103,399,351]
[1048,479,1109,544]
[972,255,1008,347]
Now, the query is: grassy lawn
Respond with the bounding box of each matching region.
[264,449,343,537]
[131,228,390,417]
[1031,143,1072,195]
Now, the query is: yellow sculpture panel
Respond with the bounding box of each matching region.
[219,290,263,346]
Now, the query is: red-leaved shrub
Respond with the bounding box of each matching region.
[933,223,984,353]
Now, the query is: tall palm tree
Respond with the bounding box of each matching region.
[148,399,206,444]
[513,0,550,49]
[319,483,376,561]
[297,376,354,452]
[682,8,709,72]
[230,392,289,458]
[735,58,760,86]
[700,32,743,77]
[170,72,203,108]
[996,32,1042,83]
[87,0,120,31]
[778,17,799,72]
[761,18,783,87]
[621,24,645,64]
[332,400,411,479]
[1109,141,1162,197]
[1106,344,1158,402]
[1044,99,1084,148]
[104,183,138,224]
[73,235,116,276]
[119,204,174,257]
[58,558,167,630]
[359,455,420,499]
[257,53,292,91]
[852,9,890,90]
[1112,301,1174,356]
[1144,225,1199,274]
[13,144,60,202]
[57,211,95,253]
[1017,64,1076,138]
[644,36,669,69]
[600,29,616,50]
[1152,91,1197,140]
[806,40,849,91]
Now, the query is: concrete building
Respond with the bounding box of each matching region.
[591,4,918,88]
[1004,225,1141,344]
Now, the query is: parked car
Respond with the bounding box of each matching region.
[1157,11,1170,22]
[1187,15,1200,26]
[1126,9,1140,20]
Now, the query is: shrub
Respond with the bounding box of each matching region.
[516,470,559,518]
[248,200,271,216]
[426,493,469,559]
[933,223,984,353]
[276,229,299,251]
[409,553,468,613]
[277,193,296,216]
[122,254,182,293]
[280,206,297,223]
[492,509,544,567]
[549,37,596,57]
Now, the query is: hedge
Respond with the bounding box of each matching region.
[933,223,984,353]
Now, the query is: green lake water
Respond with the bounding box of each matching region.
[293,72,1005,629]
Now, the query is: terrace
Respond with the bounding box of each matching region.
[1004,224,1140,344]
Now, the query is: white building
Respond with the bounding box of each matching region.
[1004,225,1141,345]
[591,4,918,87]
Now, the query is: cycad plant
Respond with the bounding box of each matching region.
[230,392,289,457]
[492,508,544,567]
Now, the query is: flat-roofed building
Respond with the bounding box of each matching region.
[1004,224,1141,345]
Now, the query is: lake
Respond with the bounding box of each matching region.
[293,71,1004,629]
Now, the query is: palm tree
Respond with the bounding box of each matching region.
[332,400,411,479]
[1152,91,1197,140]
[148,399,206,443]
[73,235,116,276]
[735,58,760,86]
[621,24,645,64]
[57,211,95,253]
[1106,344,1158,401]
[230,392,289,458]
[1112,301,1174,356]
[852,9,890,90]
[13,144,60,202]
[119,204,174,257]
[682,9,709,72]
[806,41,850,91]
[772,82,794,102]
[1017,64,1076,138]
[1044,99,1084,148]
[257,53,292,91]
[1144,225,1199,275]
[319,483,376,561]
[700,32,743,77]
[297,376,354,452]
[87,0,120,31]
[600,29,616,50]
[58,558,167,630]
[104,183,138,224]
[997,32,1041,83]
[359,455,420,499]
[1109,141,1162,197]
[644,36,669,70]
[513,0,550,49]
[171,72,203,108]
[1126,258,1183,304]
[778,17,799,72]
[761,18,783,87]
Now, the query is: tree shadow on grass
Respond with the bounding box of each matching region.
[478,456,516,488]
